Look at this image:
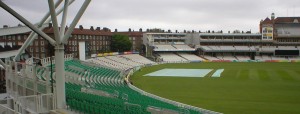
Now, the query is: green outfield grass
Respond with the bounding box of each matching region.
[130,62,300,114]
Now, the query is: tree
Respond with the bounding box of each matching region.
[111,34,132,52]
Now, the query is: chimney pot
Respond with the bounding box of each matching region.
[96,27,101,31]
[90,26,94,31]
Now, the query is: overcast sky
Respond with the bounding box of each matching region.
[1,0,299,33]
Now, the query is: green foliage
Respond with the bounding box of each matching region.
[111,34,132,52]
[131,62,300,114]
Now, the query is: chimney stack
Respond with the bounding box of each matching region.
[168,29,171,33]
[114,29,118,32]
[79,25,83,30]
[90,26,94,31]
[129,28,131,32]
[139,28,142,32]
[103,27,109,32]
[96,27,101,31]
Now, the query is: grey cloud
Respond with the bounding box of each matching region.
[1,0,299,32]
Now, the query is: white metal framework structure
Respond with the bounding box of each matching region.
[0,0,91,109]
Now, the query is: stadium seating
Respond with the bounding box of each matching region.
[158,53,188,62]
[271,56,288,60]
[62,60,208,114]
[88,54,156,70]
[236,55,251,61]
[154,45,177,51]
[203,55,220,60]
[173,45,195,51]
[289,56,300,60]
[154,45,195,51]
[120,54,155,65]
[219,46,235,51]
[261,55,272,60]
[261,46,277,52]
[277,46,298,50]
[222,53,237,60]
[200,46,255,52]
[178,53,205,61]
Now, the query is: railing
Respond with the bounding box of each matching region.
[5,60,56,113]
[40,54,74,66]
[0,104,21,114]
[16,94,55,113]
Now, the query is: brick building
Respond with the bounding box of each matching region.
[43,25,113,58]
[0,24,113,59]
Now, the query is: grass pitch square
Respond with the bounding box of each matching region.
[144,68,212,77]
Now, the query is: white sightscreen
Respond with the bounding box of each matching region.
[78,42,85,61]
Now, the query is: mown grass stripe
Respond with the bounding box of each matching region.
[276,70,295,81]
[258,69,270,81]
[238,69,249,80]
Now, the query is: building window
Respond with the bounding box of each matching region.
[41,41,44,46]
[41,48,44,52]
[35,41,39,46]
[36,48,39,52]
[30,48,33,52]
[17,35,21,40]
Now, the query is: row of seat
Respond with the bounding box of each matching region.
[63,60,205,114]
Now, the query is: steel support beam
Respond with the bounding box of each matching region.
[60,0,69,39]
[56,0,90,108]
[61,0,91,44]
[13,0,75,61]
[48,0,61,42]
[12,0,62,61]
[0,59,6,70]
[0,1,56,45]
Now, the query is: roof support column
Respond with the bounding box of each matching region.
[54,44,65,109]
